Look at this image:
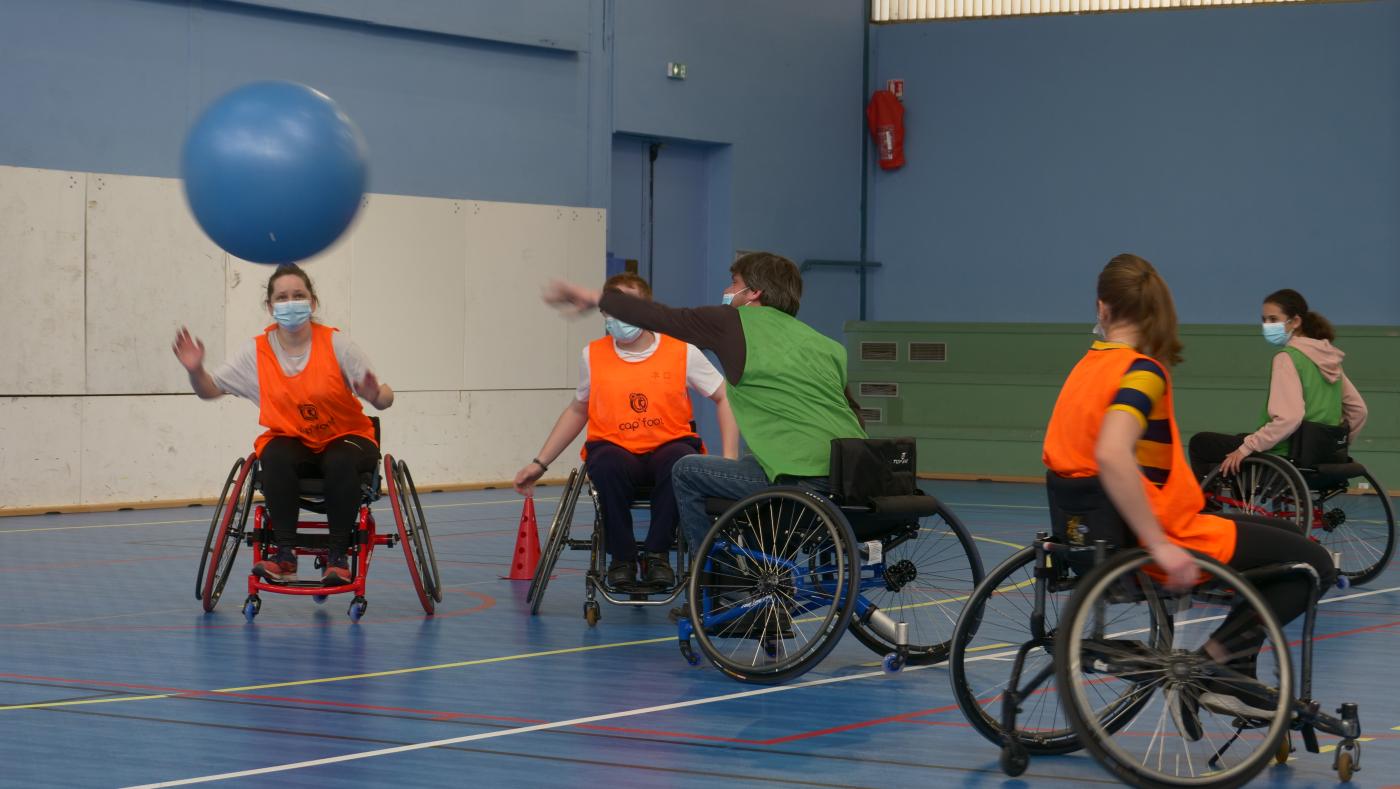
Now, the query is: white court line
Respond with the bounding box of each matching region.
[125,582,1400,787]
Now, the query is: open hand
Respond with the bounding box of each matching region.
[172,327,205,372]
[355,370,381,403]
[542,279,601,315]
[1218,447,1250,477]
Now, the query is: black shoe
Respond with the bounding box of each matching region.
[642,552,675,587]
[606,559,637,588]
[1080,638,1164,683]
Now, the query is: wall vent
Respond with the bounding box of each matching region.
[860,341,897,362]
[859,407,883,424]
[909,341,948,362]
[859,382,900,398]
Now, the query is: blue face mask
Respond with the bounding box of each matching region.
[272,299,313,330]
[722,286,750,306]
[1261,322,1290,347]
[604,316,642,343]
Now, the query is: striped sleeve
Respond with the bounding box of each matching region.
[1107,358,1167,429]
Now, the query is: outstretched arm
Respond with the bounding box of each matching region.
[172,327,223,400]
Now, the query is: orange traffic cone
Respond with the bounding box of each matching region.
[506,496,542,580]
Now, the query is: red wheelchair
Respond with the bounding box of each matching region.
[194,419,440,620]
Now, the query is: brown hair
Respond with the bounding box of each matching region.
[265,263,318,305]
[730,251,802,316]
[1263,288,1335,342]
[603,272,653,300]
[1097,253,1183,367]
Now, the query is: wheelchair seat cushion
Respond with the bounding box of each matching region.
[828,438,917,506]
[1305,462,1365,489]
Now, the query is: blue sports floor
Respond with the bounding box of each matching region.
[2,480,1397,788]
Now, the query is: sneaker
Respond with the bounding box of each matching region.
[1081,638,1163,683]
[606,559,637,588]
[322,551,351,586]
[1168,685,1204,742]
[1197,675,1279,722]
[641,552,675,587]
[253,547,297,582]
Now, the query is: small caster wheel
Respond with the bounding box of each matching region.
[1275,733,1293,764]
[1000,742,1029,777]
[583,602,600,627]
[1336,749,1355,782]
[1336,575,1350,591]
[243,595,261,620]
[312,594,328,604]
[348,596,367,621]
[882,653,905,674]
[678,640,700,667]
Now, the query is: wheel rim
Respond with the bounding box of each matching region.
[689,490,858,681]
[1202,456,1307,528]
[1060,552,1292,787]
[196,457,243,599]
[1307,470,1395,585]
[386,456,434,614]
[529,469,582,614]
[202,456,254,611]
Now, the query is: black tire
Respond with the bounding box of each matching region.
[1307,466,1395,586]
[196,456,245,600]
[688,488,859,685]
[1201,455,1309,532]
[1056,550,1292,789]
[846,502,984,665]
[949,547,1085,754]
[386,456,440,614]
[200,455,256,612]
[529,468,583,615]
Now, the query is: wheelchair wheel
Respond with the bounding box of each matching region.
[1307,467,1395,587]
[198,454,256,612]
[950,546,1087,754]
[1057,550,1292,789]
[847,503,984,665]
[1201,454,1309,532]
[689,488,859,684]
[385,456,441,614]
[529,468,584,615]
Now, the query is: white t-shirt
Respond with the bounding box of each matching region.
[210,329,373,404]
[576,334,724,402]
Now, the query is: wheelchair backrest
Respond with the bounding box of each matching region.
[1287,420,1348,468]
[1045,472,1134,554]
[828,437,917,506]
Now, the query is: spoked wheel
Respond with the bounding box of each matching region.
[199,454,257,612]
[1307,466,1396,587]
[1057,550,1292,789]
[1201,455,1309,532]
[688,488,859,685]
[385,455,441,615]
[847,503,984,665]
[951,546,1095,755]
[529,468,585,615]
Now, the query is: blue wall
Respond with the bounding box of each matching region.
[0,0,609,207]
[867,0,1400,325]
[611,0,867,339]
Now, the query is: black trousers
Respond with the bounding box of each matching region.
[584,437,703,563]
[1210,513,1337,664]
[259,435,379,553]
[1187,431,1246,479]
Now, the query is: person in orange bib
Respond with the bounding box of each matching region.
[173,263,393,586]
[514,273,738,588]
[1044,253,1335,725]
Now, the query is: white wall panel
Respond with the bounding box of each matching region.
[85,173,225,394]
[79,394,239,505]
[460,388,586,484]
[350,193,467,392]
[0,396,82,508]
[0,166,86,394]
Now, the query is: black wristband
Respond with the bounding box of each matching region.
[532,458,549,472]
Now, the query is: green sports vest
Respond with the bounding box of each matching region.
[727,307,867,480]
[1260,346,1342,457]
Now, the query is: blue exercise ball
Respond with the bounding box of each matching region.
[182,81,368,264]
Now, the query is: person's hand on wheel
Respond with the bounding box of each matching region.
[1148,541,1199,592]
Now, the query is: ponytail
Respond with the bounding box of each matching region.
[1097,253,1184,367]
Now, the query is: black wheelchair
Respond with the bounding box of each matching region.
[1200,421,1395,586]
[194,418,441,620]
[675,438,985,685]
[949,473,1363,787]
[526,468,690,626]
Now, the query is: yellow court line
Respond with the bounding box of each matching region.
[0,634,678,712]
[969,534,1026,550]
[1319,738,1373,753]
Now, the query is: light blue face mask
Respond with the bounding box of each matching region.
[722,286,750,306]
[1261,322,1290,347]
[272,299,313,330]
[604,316,642,343]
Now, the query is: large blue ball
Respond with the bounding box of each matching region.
[182,81,368,264]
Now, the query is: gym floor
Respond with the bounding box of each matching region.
[2,480,1397,788]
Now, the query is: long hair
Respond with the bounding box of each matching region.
[1097,253,1183,367]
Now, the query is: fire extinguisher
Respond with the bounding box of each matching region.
[866,89,905,171]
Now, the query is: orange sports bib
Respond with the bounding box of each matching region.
[252,323,377,456]
[583,334,697,457]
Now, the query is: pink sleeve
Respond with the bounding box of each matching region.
[1241,353,1303,454]
[1341,374,1368,441]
